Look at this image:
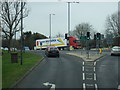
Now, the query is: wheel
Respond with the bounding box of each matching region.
[57,55,59,57]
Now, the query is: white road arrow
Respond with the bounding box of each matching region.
[43,82,56,90]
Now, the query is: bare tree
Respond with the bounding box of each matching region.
[0,1,29,52]
[54,32,64,38]
[70,23,94,39]
[105,12,120,37]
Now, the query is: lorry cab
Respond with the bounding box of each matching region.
[69,37,81,49]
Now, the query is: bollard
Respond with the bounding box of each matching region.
[99,48,102,54]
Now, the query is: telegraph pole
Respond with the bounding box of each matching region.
[20,1,23,65]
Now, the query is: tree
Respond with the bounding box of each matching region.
[105,12,120,46]
[0,1,29,52]
[105,12,120,37]
[33,32,48,40]
[23,31,48,49]
[70,23,95,39]
[54,32,64,38]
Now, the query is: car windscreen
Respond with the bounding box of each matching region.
[50,47,58,50]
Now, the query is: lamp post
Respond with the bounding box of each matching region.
[67,2,79,50]
[49,14,55,46]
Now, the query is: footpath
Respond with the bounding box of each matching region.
[67,52,106,61]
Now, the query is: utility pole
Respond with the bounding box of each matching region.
[49,14,55,46]
[20,1,23,65]
[67,2,79,50]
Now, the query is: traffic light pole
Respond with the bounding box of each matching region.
[86,39,89,59]
[86,32,90,59]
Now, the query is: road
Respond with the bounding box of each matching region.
[15,50,119,89]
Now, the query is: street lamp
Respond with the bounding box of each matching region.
[67,2,79,37]
[67,2,79,50]
[49,14,55,46]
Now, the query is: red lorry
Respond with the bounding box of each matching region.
[68,36,81,49]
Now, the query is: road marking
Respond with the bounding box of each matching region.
[94,73,96,80]
[94,62,96,66]
[118,85,120,89]
[43,82,55,90]
[94,67,95,72]
[83,83,86,90]
[83,73,85,80]
[83,62,85,65]
[86,84,94,87]
[95,84,98,90]
[86,77,93,80]
[82,66,84,71]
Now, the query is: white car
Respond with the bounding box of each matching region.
[111,46,120,56]
[4,47,8,50]
[1,47,4,50]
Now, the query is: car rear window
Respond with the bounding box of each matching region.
[113,47,120,49]
[50,47,58,50]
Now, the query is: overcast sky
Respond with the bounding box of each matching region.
[23,2,118,37]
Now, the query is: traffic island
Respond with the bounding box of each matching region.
[67,53,106,61]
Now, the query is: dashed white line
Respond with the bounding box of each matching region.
[95,84,98,90]
[94,67,95,72]
[83,83,86,90]
[83,62,85,65]
[82,66,85,71]
[83,73,85,80]
[94,62,96,66]
[94,73,96,80]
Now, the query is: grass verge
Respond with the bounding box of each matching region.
[2,50,43,88]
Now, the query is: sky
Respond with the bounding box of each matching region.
[23,1,118,38]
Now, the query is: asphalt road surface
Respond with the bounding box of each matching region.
[15,50,119,89]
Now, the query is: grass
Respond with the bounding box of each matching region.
[2,50,43,88]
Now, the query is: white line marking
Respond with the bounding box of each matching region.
[83,73,85,80]
[83,62,85,65]
[94,73,96,80]
[95,84,98,90]
[43,82,55,90]
[94,67,95,72]
[118,85,120,89]
[83,83,86,90]
[94,62,96,66]
[50,84,55,90]
[82,66,84,71]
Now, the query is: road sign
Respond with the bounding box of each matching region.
[80,36,87,40]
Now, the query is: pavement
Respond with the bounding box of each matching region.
[67,52,106,61]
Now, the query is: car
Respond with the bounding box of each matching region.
[1,47,4,50]
[45,46,60,57]
[111,46,120,56]
[4,47,8,50]
[23,46,30,50]
[10,48,17,51]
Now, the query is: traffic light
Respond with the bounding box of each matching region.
[94,34,96,40]
[86,32,90,40]
[65,33,67,39]
[96,33,101,40]
[101,34,104,40]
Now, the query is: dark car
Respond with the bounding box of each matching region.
[45,46,59,57]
